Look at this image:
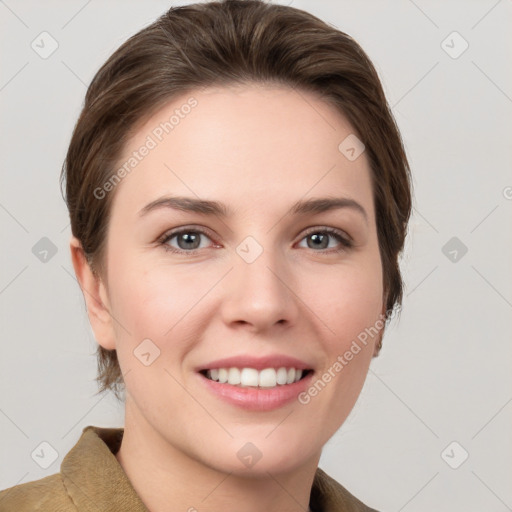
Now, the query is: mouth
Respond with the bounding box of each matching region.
[199,367,313,389]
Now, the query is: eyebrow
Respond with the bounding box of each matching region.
[138,195,368,223]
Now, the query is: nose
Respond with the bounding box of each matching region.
[220,244,300,333]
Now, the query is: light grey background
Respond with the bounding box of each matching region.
[1,1,511,510]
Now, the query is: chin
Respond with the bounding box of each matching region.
[199,431,318,477]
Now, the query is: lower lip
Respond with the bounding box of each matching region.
[198,371,314,411]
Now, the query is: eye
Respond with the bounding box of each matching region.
[159,227,216,254]
[158,226,353,255]
[297,227,353,253]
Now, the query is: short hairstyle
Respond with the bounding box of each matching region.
[61,0,412,401]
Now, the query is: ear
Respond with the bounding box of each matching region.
[372,303,387,358]
[70,236,116,350]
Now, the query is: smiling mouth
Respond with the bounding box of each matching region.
[199,367,313,388]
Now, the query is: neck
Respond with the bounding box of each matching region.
[115,400,320,512]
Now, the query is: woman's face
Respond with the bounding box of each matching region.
[95,84,384,474]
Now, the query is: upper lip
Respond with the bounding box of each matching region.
[197,354,314,372]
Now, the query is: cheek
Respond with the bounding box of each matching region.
[312,267,382,404]
[106,256,210,349]
[307,254,383,380]
[106,232,383,354]
[307,258,383,336]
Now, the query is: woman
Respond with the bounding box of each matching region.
[0,0,411,510]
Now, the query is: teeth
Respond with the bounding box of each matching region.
[276,367,288,385]
[241,368,259,387]
[228,367,241,385]
[218,368,228,383]
[258,368,276,388]
[205,367,307,388]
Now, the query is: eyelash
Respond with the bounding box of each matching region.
[157,226,353,255]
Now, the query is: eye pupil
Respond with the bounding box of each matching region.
[308,233,328,249]
[178,232,201,250]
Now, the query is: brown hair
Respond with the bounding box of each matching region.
[61,0,412,401]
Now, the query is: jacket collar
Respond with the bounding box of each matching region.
[61,426,149,511]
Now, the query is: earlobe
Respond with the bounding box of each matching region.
[372,303,387,357]
[373,334,383,357]
[69,236,116,350]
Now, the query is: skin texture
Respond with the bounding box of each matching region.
[70,84,385,512]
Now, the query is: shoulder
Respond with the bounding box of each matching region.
[0,473,77,512]
[312,467,380,512]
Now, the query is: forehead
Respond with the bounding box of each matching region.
[110,83,374,220]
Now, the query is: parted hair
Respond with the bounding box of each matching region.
[60,0,412,401]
